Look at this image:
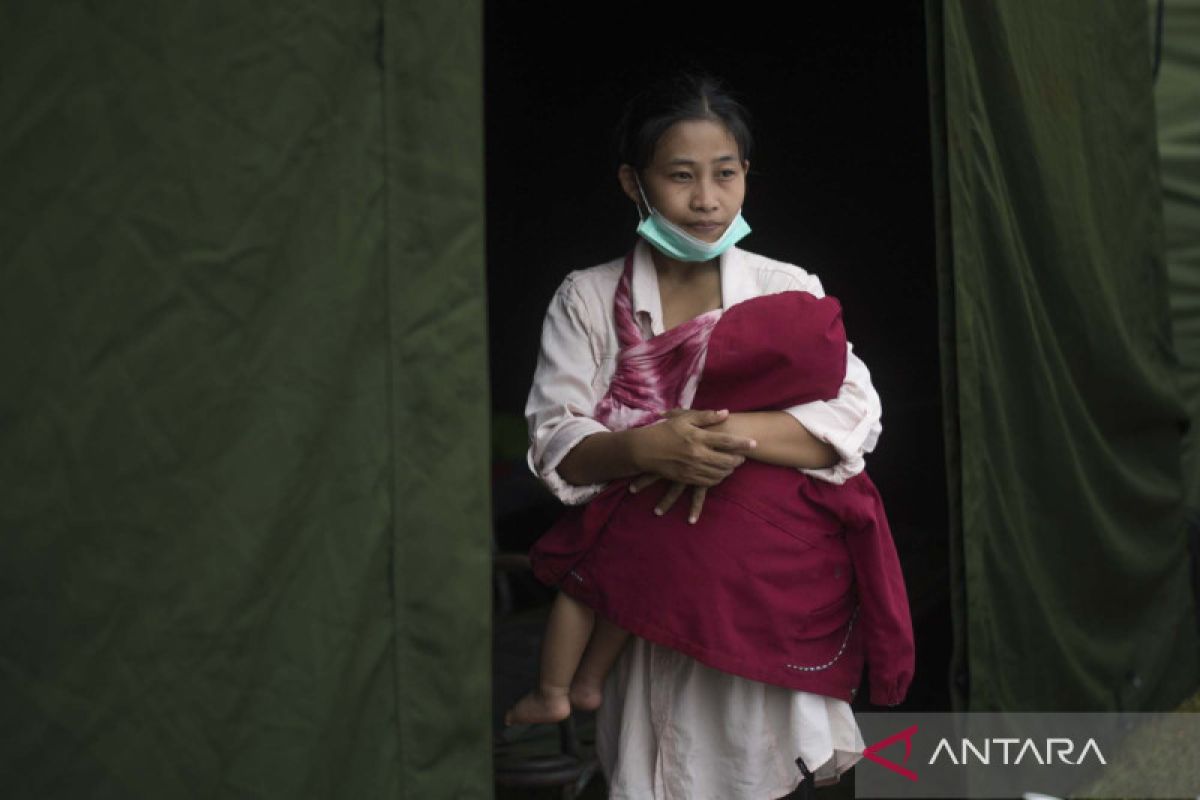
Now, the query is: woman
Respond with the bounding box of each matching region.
[523,71,890,798]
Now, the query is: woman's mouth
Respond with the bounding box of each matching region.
[688,222,722,234]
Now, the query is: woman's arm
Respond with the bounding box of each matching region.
[525,277,614,505]
[703,411,839,470]
[560,409,755,487]
[785,340,883,482]
[555,428,642,486]
[632,409,840,521]
[783,274,883,483]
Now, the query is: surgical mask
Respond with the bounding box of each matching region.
[633,173,751,262]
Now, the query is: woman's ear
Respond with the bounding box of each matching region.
[617,164,639,204]
[743,159,751,178]
[618,164,648,216]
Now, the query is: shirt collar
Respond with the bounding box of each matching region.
[629,238,756,337]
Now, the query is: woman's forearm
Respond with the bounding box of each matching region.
[710,411,839,470]
[556,428,645,486]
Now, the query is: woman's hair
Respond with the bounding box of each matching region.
[612,71,754,172]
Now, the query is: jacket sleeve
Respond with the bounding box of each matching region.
[779,273,883,485]
[524,277,611,506]
[838,474,915,706]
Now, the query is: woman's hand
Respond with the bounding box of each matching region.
[629,472,711,524]
[628,408,756,523]
[632,408,757,484]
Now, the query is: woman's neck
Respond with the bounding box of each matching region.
[650,248,718,285]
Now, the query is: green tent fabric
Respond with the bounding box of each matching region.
[0,2,490,797]
[927,0,1199,711]
[1157,0,1200,515]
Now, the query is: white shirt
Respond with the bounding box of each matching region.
[524,239,878,798]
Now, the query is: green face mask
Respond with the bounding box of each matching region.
[634,173,751,262]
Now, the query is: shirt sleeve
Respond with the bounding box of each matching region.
[524,277,612,505]
[780,273,883,485]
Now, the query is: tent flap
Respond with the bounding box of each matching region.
[0,1,491,796]
[928,0,1199,710]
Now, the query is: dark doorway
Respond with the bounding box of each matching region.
[486,2,949,793]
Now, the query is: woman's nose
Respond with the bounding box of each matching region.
[691,179,719,210]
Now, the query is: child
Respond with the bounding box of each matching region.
[512,71,913,796]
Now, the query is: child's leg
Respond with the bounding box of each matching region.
[568,616,631,711]
[503,591,595,726]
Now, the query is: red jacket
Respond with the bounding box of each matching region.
[529,290,915,706]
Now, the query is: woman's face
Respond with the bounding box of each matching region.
[620,119,749,244]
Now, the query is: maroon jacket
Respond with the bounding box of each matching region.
[528,290,915,706]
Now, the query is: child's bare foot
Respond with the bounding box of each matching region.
[504,688,571,726]
[568,673,605,711]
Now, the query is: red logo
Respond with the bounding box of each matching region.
[863,724,919,781]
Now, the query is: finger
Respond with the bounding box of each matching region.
[697,453,748,482]
[628,473,662,493]
[691,408,730,426]
[706,451,746,471]
[705,431,758,453]
[667,408,729,425]
[688,486,707,524]
[691,464,737,486]
[654,482,687,516]
[690,449,744,473]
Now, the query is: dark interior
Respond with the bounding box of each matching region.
[484,3,951,767]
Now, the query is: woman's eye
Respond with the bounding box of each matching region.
[671,172,692,180]
[719,169,737,178]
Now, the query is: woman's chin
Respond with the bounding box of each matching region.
[687,226,725,242]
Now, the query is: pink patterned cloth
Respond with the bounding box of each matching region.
[591,251,721,431]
